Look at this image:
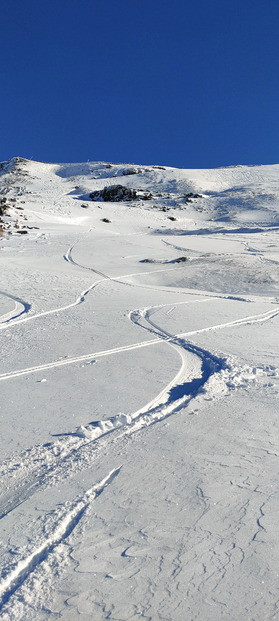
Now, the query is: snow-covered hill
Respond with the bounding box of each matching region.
[0,158,279,620]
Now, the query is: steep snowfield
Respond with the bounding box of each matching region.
[0,158,279,620]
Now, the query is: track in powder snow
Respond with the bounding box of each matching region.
[0,235,277,526]
[1,227,278,616]
[0,235,222,525]
[0,467,122,610]
[1,159,279,619]
[0,291,31,324]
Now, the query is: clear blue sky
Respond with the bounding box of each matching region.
[1,0,279,168]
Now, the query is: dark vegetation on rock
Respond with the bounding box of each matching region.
[90,185,153,202]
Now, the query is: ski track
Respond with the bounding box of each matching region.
[0,232,278,493]
[0,231,252,333]
[1,232,278,495]
[0,305,277,383]
[0,242,214,332]
[0,298,277,524]
[0,275,103,332]
[0,291,31,324]
[0,467,121,612]
[0,338,161,382]
[1,228,279,614]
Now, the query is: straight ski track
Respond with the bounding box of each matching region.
[0,468,121,611]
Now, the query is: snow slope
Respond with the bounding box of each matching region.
[0,157,279,620]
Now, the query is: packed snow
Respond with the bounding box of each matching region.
[0,157,279,620]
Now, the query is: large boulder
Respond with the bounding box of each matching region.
[89,185,153,203]
[90,185,137,202]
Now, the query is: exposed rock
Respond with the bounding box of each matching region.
[0,203,9,216]
[90,185,153,203]
[90,185,137,202]
[184,192,202,203]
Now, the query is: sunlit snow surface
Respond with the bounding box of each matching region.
[0,158,279,620]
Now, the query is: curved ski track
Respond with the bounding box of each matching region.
[0,291,31,324]
[1,232,279,498]
[1,229,279,613]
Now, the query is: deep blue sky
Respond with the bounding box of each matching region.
[1,0,279,168]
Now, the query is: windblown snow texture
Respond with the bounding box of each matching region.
[0,158,279,620]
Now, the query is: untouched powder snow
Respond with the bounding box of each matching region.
[0,158,279,620]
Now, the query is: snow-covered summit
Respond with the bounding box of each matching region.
[1,157,279,239]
